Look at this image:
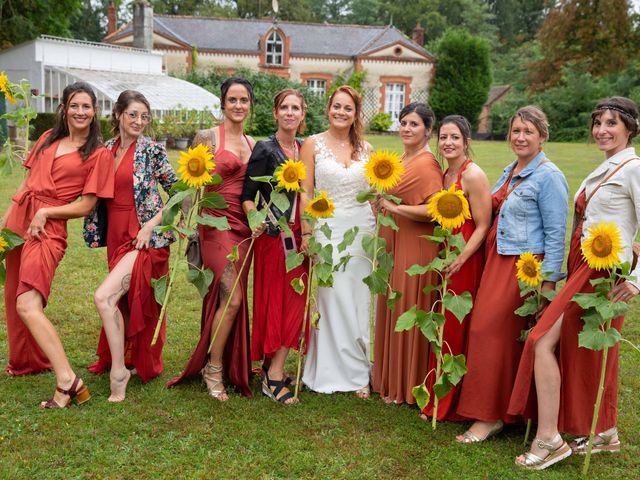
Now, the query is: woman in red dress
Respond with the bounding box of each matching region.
[168,77,255,400]
[86,90,178,402]
[510,97,640,470]
[420,115,491,421]
[455,106,569,441]
[242,89,308,405]
[1,82,114,407]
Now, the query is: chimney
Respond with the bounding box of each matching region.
[133,0,154,51]
[412,23,424,47]
[107,2,117,36]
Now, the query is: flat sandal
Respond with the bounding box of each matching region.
[516,434,572,470]
[570,428,621,454]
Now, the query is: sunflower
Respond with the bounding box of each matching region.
[426,185,471,231]
[177,144,215,188]
[0,235,8,253]
[276,159,306,191]
[0,72,16,105]
[516,252,543,287]
[581,222,623,271]
[364,149,404,191]
[305,191,335,219]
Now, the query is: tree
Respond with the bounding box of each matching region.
[486,0,544,46]
[531,0,634,90]
[150,0,234,16]
[428,29,492,129]
[234,0,315,21]
[0,0,83,49]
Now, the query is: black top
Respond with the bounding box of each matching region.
[240,136,300,236]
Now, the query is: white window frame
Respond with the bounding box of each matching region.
[384,82,406,131]
[306,79,326,96]
[265,31,284,66]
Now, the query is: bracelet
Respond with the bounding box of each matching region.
[301,232,312,237]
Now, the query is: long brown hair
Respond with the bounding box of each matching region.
[273,88,307,134]
[37,82,102,161]
[327,85,364,160]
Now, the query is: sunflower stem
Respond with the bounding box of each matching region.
[432,275,447,431]
[523,419,532,446]
[294,257,314,399]
[582,318,612,476]
[369,218,381,363]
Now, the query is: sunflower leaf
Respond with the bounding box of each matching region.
[315,262,334,287]
[338,226,359,253]
[382,192,402,205]
[425,256,449,272]
[420,233,446,245]
[579,326,621,350]
[151,275,168,305]
[447,232,466,254]
[387,289,402,311]
[395,305,418,331]
[333,254,352,272]
[195,214,230,231]
[378,251,394,274]
[277,216,293,235]
[595,300,629,321]
[199,191,228,210]
[541,289,558,302]
[1,228,25,249]
[443,291,473,323]
[210,174,223,185]
[442,353,467,385]
[285,251,305,272]
[186,268,214,298]
[356,188,376,203]
[270,191,290,213]
[226,245,239,262]
[162,188,194,225]
[406,264,430,276]
[378,212,399,231]
[515,296,539,317]
[412,383,430,411]
[572,292,605,310]
[250,175,273,183]
[0,262,5,285]
[319,223,332,240]
[433,375,454,400]
[363,268,389,295]
[247,209,267,232]
[290,277,305,295]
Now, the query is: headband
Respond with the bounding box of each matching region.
[596,105,640,129]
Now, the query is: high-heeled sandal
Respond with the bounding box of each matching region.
[516,434,572,470]
[39,377,91,409]
[355,384,370,399]
[201,362,228,401]
[262,371,298,405]
[570,428,621,454]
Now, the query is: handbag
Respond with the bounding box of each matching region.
[185,231,202,270]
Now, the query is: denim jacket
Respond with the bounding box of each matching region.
[493,151,569,282]
[83,136,178,248]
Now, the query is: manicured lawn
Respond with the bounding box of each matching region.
[0,137,638,479]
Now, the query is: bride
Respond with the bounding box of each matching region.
[299,85,376,398]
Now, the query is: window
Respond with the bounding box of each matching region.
[384,83,406,130]
[307,79,326,96]
[266,31,284,66]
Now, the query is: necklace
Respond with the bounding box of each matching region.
[328,132,348,148]
[275,134,298,161]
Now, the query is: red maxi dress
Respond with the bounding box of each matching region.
[422,159,484,421]
[168,123,253,396]
[508,191,623,434]
[456,171,536,424]
[4,131,114,376]
[87,142,170,382]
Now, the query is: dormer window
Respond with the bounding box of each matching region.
[266,31,283,66]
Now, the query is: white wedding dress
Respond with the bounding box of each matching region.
[302,134,376,393]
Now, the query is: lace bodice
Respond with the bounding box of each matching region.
[314,135,371,211]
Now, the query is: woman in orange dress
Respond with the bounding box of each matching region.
[1,82,114,407]
[168,77,255,400]
[86,90,177,401]
[420,115,491,421]
[372,102,443,405]
[510,97,640,470]
[455,106,569,441]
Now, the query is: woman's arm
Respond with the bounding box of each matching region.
[299,137,316,254]
[538,169,570,283]
[28,194,98,240]
[444,165,492,278]
[380,199,434,222]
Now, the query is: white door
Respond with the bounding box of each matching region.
[384,83,405,131]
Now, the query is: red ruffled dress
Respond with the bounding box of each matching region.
[422,159,485,421]
[87,141,170,382]
[167,123,253,397]
[508,191,623,434]
[456,171,538,424]
[4,131,114,376]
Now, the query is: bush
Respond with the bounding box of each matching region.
[429,29,492,129]
[369,112,392,132]
[183,68,327,137]
[30,113,113,142]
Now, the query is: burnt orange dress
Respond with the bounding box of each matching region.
[372,151,443,404]
[4,130,114,376]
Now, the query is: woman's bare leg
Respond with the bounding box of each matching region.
[94,250,138,402]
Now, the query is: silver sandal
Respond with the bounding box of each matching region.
[516,434,572,470]
[570,428,620,454]
[201,362,228,401]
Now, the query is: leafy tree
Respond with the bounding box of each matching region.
[486,0,544,46]
[346,0,385,25]
[234,0,315,21]
[428,29,492,129]
[68,0,132,42]
[150,0,234,16]
[531,0,634,90]
[0,0,83,49]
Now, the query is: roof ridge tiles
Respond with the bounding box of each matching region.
[155,14,390,30]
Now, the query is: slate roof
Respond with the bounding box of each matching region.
[105,15,434,60]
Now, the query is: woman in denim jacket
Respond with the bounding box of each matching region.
[84,90,177,402]
[455,106,569,442]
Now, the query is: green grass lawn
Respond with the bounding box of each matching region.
[0,137,638,479]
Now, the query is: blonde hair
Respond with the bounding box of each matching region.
[508,105,549,142]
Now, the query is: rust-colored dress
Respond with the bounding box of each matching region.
[87,142,170,382]
[456,172,536,423]
[167,123,253,397]
[508,191,622,434]
[372,151,443,404]
[4,131,114,376]
[422,159,484,420]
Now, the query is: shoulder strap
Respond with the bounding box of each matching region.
[583,156,640,209]
[456,159,473,184]
[496,160,549,212]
